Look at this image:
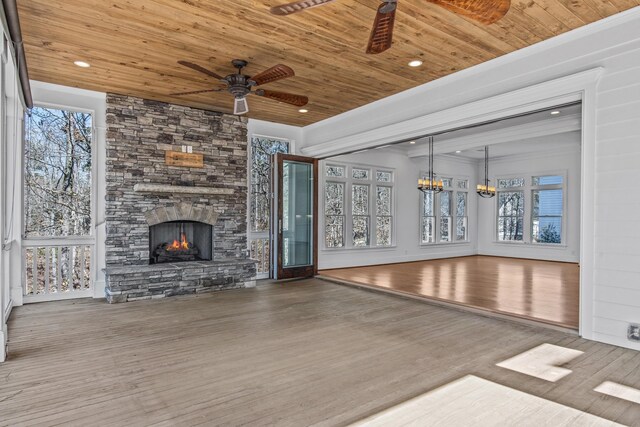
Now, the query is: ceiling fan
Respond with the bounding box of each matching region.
[172,59,309,115]
[270,0,511,54]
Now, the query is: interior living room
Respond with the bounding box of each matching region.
[1,0,639,425]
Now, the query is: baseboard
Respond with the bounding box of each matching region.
[3,299,13,323]
[0,329,6,363]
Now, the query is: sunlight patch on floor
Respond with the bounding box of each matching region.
[350,375,621,426]
[496,343,583,382]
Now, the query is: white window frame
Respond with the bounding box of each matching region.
[419,176,469,246]
[494,170,567,246]
[321,161,395,250]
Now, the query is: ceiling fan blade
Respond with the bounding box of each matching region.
[255,89,308,107]
[270,0,338,16]
[426,0,510,24]
[366,1,397,54]
[170,89,224,96]
[177,61,225,80]
[250,64,295,86]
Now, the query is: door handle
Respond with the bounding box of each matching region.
[279,219,282,234]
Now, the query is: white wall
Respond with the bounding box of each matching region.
[0,27,26,362]
[319,149,477,269]
[27,81,107,299]
[300,8,640,350]
[477,137,581,263]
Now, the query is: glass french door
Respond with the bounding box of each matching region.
[271,154,317,279]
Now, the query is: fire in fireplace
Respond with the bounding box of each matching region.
[149,220,213,264]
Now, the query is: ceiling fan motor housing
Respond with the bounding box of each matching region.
[225,74,252,98]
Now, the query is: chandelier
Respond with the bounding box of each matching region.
[417,136,443,193]
[477,146,496,198]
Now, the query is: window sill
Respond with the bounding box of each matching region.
[321,245,397,252]
[492,241,567,249]
[419,241,471,247]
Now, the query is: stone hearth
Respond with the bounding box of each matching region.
[103,94,257,303]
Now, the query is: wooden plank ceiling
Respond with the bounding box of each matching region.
[17,0,638,126]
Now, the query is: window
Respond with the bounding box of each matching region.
[376,186,392,246]
[352,184,370,246]
[497,190,525,241]
[421,192,435,243]
[324,182,345,248]
[440,191,452,242]
[532,175,563,244]
[323,163,394,249]
[24,107,92,237]
[420,176,468,244]
[456,192,467,241]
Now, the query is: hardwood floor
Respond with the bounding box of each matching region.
[320,256,580,329]
[1,280,638,426]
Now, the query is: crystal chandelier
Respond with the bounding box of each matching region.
[477,146,496,198]
[417,136,443,193]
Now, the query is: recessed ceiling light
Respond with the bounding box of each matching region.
[298,108,308,113]
[550,110,561,115]
[409,140,416,144]
[455,150,462,153]
[74,61,91,68]
[408,60,423,67]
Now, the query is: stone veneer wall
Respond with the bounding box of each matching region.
[104,94,256,302]
[105,93,248,266]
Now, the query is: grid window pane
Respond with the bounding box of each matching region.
[325,215,344,248]
[456,192,466,218]
[353,216,370,247]
[376,171,392,182]
[440,191,452,216]
[352,184,369,215]
[498,191,524,241]
[440,217,452,242]
[457,179,468,189]
[533,175,563,186]
[376,186,391,216]
[325,182,345,215]
[498,177,525,188]
[376,216,392,246]
[352,168,370,180]
[423,191,434,216]
[441,177,453,188]
[456,217,467,241]
[532,189,563,244]
[326,165,345,177]
[422,217,435,243]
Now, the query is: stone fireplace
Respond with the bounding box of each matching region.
[103,94,257,303]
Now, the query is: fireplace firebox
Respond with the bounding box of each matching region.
[149,220,213,264]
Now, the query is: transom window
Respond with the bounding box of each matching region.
[421,177,468,244]
[323,163,394,249]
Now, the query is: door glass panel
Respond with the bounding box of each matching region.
[282,160,313,268]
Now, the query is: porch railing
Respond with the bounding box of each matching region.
[23,238,94,301]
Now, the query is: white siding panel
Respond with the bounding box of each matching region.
[595,285,640,306]
[595,268,640,291]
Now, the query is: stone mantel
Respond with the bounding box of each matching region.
[133,183,235,195]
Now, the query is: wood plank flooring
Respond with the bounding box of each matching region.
[1,280,638,426]
[320,256,580,329]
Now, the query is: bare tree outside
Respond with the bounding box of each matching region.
[25,107,92,237]
[23,107,92,295]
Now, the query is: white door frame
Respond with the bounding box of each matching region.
[302,68,602,339]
